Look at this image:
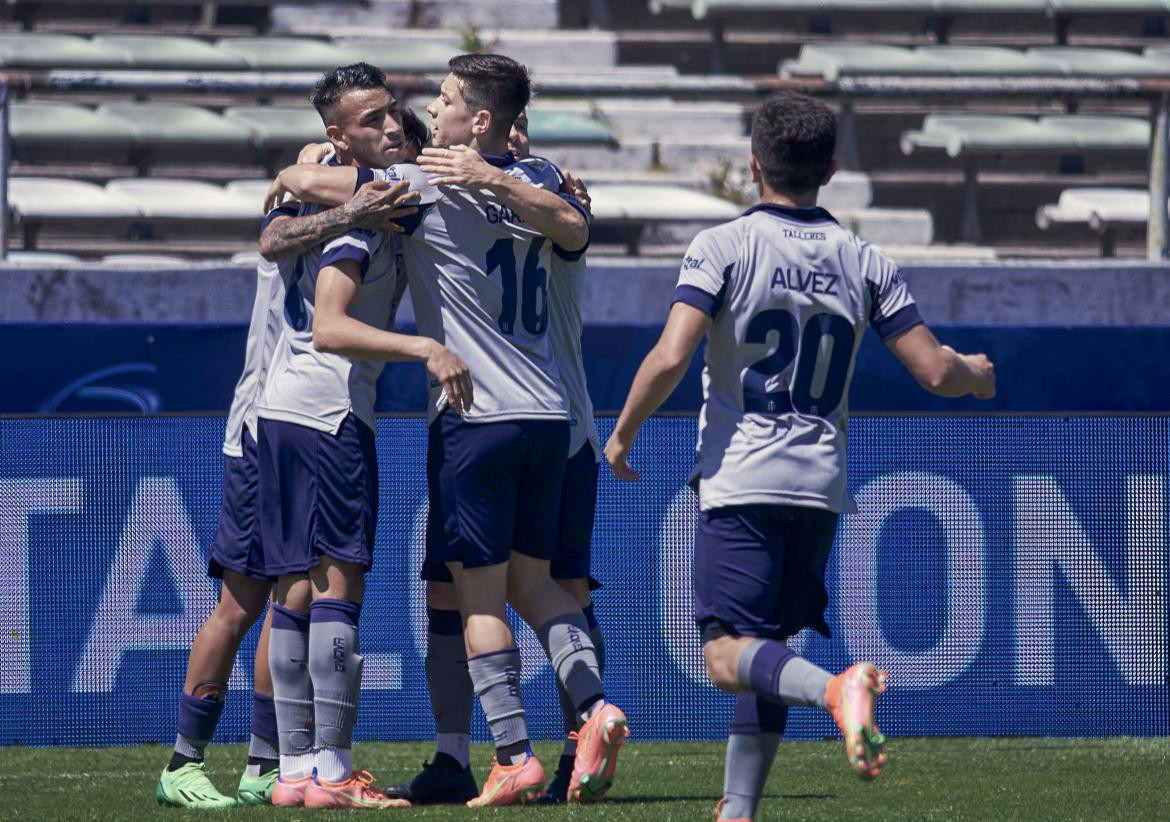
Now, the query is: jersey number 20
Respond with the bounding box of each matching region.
[486,237,548,336]
[743,310,854,417]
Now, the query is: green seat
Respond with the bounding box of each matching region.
[1048,1,1167,11]
[527,110,618,145]
[0,33,129,68]
[11,102,135,145]
[930,1,1047,10]
[1039,115,1150,150]
[92,34,248,70]
[333,38,459,73]
[913,45,1062,75]
[224,106,324,147]
[901,114,1075,156]
[9,178,140,219]
[97,103,253,147]
[782,44,946,80]
[1026,46,1170,76]
[216,36,353,71]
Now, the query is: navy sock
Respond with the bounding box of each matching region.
[736,639,796,698]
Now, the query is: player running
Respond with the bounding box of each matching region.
[604,91,996,822]
[153,69,427,812]
[382,109,608,807]
[256,63,468,811]
[266,53,627,807]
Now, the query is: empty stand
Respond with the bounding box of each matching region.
[1036,186,1150,254]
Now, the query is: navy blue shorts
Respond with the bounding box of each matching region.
[209,428,271,581]
[425,408,569,571]
[550,442,599,581]
[258,414,378,576]
[693,504,839,642]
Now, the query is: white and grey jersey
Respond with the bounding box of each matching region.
[370,154,589,425]
[258,198,406,436]
[549,251,599,460]
[222,212,295,457]
[674,203,922,514]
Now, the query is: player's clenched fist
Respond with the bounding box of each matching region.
[965,353,996,399]
[604,432,641,482]
[424,340,474,414]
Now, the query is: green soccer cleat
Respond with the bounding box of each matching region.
[237,768,279,805]
[155,761,237,809]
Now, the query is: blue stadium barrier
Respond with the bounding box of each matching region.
[0,414,1165,746]
[6,324,1170,414]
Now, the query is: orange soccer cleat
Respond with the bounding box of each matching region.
[824,662,889,780]
[270,773,314,808]
[466,754,546,807]
[303,770,410,809]
[569,702,629,802]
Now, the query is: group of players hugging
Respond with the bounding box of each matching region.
[154,51,996,821]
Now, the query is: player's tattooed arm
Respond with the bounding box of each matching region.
[258,179,419,262]
[605,303,712,481]
[418,145,589,251]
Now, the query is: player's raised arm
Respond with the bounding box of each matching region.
[259,179,419,261]
[886,324,996,399]
[265,163,368,211]
[605,302,711,481]
[314,257,474,413]
[418,145,589,251]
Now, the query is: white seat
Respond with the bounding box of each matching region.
[2,251,84,266]
[105,179,263,220]
[100,254,193,266]
[9,178,140,219]
[1037,188,1150,227]
[589,185,741,222]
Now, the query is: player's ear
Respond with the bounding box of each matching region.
[324,123,347,155]
[748,154,763,184]
[821,159,838,187]
[471,108,492,138]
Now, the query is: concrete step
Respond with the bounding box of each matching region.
[274,0,559,33]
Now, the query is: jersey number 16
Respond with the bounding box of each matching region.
[486,237,549,337]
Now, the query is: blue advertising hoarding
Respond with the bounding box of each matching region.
[0,414,1166,746]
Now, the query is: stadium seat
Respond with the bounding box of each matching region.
[224,106,325,147]
[588,183,740,252]
[900,114,1077,157]
[1025,46,1170,77]
[331,38,460,73]
[594,99,747,142]
[0,32,130,68]
[912,45,1062,75]
[2,250,83,266]
[835,208,935,247]
[1035,187,1150,255]
[96,103,254,147]
[10,102,135,146]
[224,179,275,212]
[1040,115,1151,150]
[819,171,874,210]
[91,34,249,70]
[526,110,619,145]
[105,179,263,219]
[781,44,945,80]
[8,177,141,251]
[99,254,194,266]
[1047,0,1167,11]
[215,36,353,70]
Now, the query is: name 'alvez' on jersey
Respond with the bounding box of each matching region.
[674,203,923,514]
[258,201,406,436]
[367,155,588,425]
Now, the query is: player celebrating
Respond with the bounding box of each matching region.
[604,91,996,822]
[257,62,469,811]
[153,73,426,813]
[266,54,627,807]
[382,109,608,807]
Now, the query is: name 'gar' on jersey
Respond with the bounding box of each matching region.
[673,202,923,514]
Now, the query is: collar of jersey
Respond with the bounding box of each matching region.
[741,202,838,224]
[480,150,517,168]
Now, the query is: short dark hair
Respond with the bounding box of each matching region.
[750,91,837,195]
[448,53,531,137]
[311,62,389,122]
[402,108,430,154]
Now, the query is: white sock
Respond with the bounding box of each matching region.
[315,746,353,783]
[436,732,471,769]
[280,750,316,781]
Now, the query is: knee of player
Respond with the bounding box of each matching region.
[210,598,263,638]
[703,644,739,692]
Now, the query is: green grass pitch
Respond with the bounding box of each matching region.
[1,738,1166,820]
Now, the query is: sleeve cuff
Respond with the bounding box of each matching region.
[354,168,375,191]
[873,303,924,341]
[260,204,298,233]
[672,284,724,319]
[319,245,370,278]
[554,238,589,261]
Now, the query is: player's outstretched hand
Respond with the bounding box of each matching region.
[563,171,592,215]
[425,341,474,414]
[966,353,997,399]
[298,141,333,165]
[604,433,641,482]
[264,174,294,213]
[348,179,420,233]
[418,145,506,190]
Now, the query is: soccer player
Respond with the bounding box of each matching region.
[256,62,470,811]
[381,109,608,807]
[266,53,627,807]
[152,73,425,813]
[604,91,996,822]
